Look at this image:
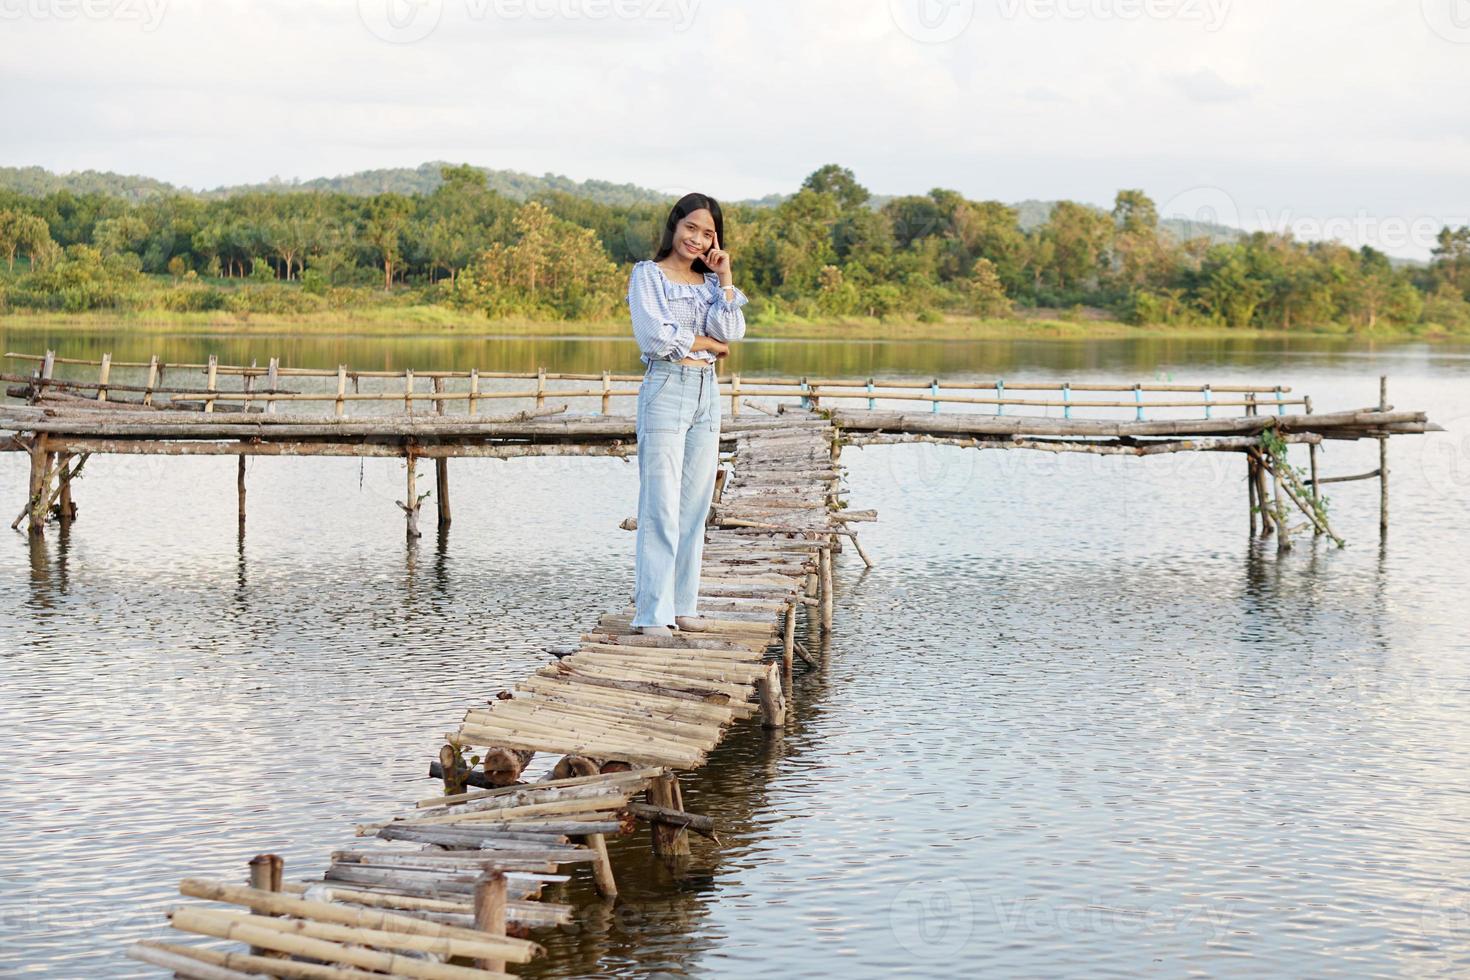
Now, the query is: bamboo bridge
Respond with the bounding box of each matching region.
[0,351,1439,978]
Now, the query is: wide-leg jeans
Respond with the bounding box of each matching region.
[631,359,720,628]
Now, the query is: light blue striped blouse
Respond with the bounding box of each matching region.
[627,259,749,366]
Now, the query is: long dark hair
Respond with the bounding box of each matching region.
[653,192,726,275]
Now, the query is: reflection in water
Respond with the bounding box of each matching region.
[1,331,1469,977]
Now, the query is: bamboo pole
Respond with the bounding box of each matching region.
[583,832,617,899]
[143,355,158,407]
[469,368,480,416]
[473,872,507,974]
[783,600,796,672]
[168,907,514,980]
[178,880,537,953]
[820,543,834,631]
[335,365,347,418]
[265,358,278,414]
[536,367,546,409]
[1305,395,1320,532]
[246,855,283,958]
[1247,449,1259,536]
[96,353,111,402]
[206,355,218,414]
[127,942,267,980]
[434,377,451,528]
[1274,464,1292,553]
[1380,376,1390,535]
[401,449,422,539]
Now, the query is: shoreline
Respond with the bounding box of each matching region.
[0,308,1459,344]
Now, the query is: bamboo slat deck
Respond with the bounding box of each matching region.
[0,352,1441,975]
[119,409,855,979]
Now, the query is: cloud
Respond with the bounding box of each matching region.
[1166,67,1250,103]
[0,0,1465,257]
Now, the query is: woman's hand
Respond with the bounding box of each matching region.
[705,231,733,287]
[693,336,729,358]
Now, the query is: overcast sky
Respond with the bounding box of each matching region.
[1,0,1466,257]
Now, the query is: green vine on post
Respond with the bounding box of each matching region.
[1260,426,1345,548]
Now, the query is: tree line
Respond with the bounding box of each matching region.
[0,162,1466,333]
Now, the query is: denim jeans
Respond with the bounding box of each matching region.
[631,359,721,628]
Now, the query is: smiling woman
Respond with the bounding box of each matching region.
[627,192,749,637]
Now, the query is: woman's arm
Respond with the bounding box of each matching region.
[704,280,748,343]
[628,262,695,361]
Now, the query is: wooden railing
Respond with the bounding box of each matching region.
[4,351,1302,420]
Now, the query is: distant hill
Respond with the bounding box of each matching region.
[196,162,682,207]
[0,165,177,202]
[16,162,1414,261]
[0,162,685,208]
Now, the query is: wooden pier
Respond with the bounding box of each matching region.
[0,351,1439,977]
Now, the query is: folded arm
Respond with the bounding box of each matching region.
[704,280,748,343]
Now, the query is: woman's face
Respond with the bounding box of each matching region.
[671,208,717,262]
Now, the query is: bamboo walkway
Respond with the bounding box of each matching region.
[0,351,1442,976]
[122,410,856,980]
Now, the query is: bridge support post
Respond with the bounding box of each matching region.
[648,774,690,857]
[1379,376,1390,537]
[434,378,452,529]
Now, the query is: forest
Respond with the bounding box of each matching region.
[1,163,1467,335]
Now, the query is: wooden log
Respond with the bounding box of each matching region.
[438,744,470,796]
[646,773,689,857]
[756,662,786,728]
[23,437,49,536]
[450,724,703,771]
[627,801,717,839]
[474,873,507,974]
[420,765,663,808]
[480,747,536,787]
[56,451,75,525]
[246,854,284,957]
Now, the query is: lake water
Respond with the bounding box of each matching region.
[2,325,1468,978]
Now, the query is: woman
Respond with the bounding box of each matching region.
[628,193,749,637]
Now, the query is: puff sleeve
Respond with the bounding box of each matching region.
[704,278,748,343]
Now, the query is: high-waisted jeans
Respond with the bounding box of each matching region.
[631,359,721,628]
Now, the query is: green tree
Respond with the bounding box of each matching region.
[364,194,412,290]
